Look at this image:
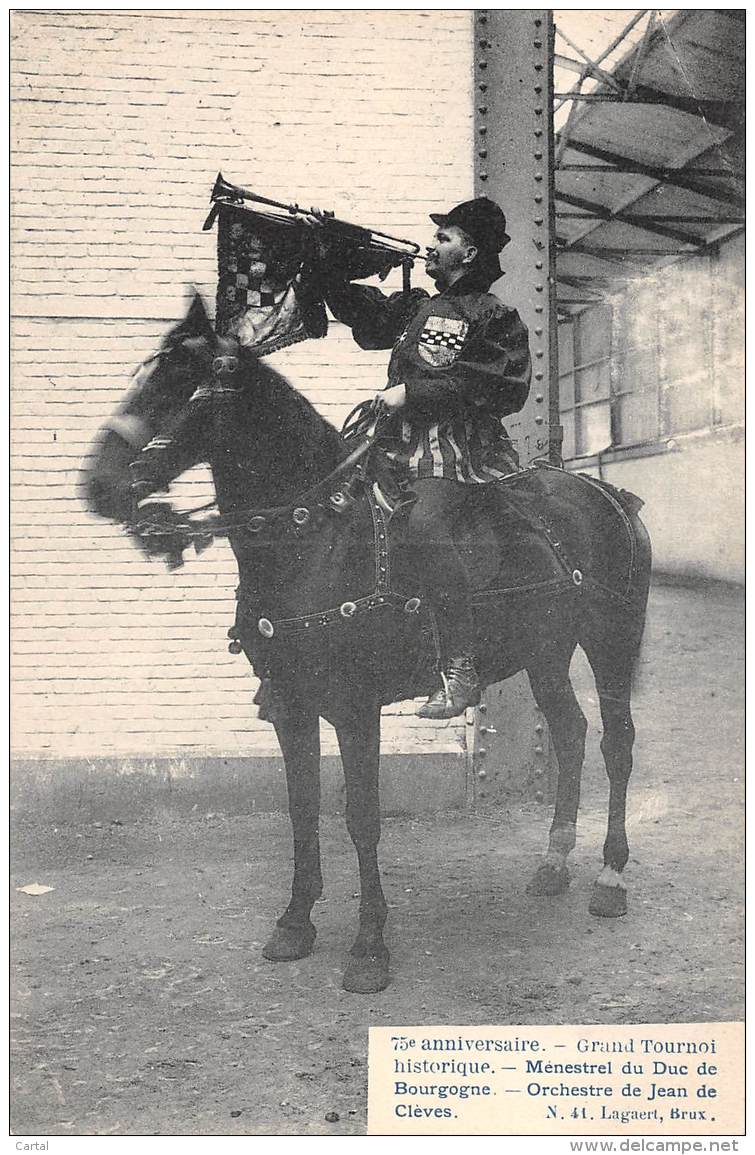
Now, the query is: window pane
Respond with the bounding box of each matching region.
[559,370,575,411]
[558,321,575,374]
[574,303,611,366]
[576,400,611,456]
[615,390,658,446]
[575,360,610,404]
[560,409,575,461]
[619,344,658,396]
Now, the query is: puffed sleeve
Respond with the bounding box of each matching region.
[324,279,429,350]
[404,305,531,422]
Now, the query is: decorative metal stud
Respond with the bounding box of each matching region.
[258,618,274,638]
[404,597,421,614]
[572,569,584,587]
[248,516,266,533]
[292,507,310,526]
[340,601,357,618]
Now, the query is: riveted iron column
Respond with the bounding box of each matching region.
[470,11,559,806]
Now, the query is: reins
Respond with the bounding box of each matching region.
[135,399,383,543]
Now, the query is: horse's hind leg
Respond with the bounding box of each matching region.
[334,699,389,994]
[582,614,644,918]
[526,649,587,897]
[262,705,323,961]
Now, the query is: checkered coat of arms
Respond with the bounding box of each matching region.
[417,315,470,367]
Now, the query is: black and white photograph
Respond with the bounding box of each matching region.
[10,8,745,1140]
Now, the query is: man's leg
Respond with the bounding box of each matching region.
[405,479,480,718]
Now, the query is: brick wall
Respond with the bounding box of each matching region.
[11,10,474,758]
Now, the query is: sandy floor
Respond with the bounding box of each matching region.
[10,581,744,1136]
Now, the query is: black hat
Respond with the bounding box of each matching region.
[430,197,511,279]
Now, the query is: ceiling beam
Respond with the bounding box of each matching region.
[561,140,745,208]
[557,212,744,224]
[555,190,702,246]
[554,10,648,113]
[553,87,744,131]
[553,28,624,92]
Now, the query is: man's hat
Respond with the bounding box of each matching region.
[429,197,511,279]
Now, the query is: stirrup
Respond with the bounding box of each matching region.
[417,658,481,720]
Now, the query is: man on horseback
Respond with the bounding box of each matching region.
[314,197,532,719]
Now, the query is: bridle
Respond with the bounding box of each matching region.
[120,356,384,544]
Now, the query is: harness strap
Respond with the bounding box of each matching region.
[239,494,421,640]
[572,472,638,597]
[103,413,153,451]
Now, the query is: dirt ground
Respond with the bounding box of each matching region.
[10,581,744,1137]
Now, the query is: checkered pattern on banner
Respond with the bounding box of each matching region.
[215,207,305,335]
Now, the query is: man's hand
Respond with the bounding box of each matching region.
[299,209,332,259]
[374,384,406,413]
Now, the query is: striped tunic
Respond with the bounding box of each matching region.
[325,274,531,483]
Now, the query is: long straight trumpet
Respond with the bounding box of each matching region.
[206,173,421,258]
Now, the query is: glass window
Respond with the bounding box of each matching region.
[559,243,742,462]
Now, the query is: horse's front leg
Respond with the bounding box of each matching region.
[262,704,322,962]
[335,699,389,993]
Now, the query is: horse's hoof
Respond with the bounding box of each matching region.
[262,922,316,961]
[527,863,571,896]
[589,883,628,918]
[342,952,390,994]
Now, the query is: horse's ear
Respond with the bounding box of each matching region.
[163,288,215,347]
[184,287,214,338]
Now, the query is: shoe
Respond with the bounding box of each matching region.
[417,656,481,719]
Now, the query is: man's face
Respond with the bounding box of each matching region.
[425,225,476,288]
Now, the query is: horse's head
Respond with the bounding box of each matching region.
[82,287,345,566]
[83,289,231,519]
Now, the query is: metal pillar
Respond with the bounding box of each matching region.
[470,10,559,805]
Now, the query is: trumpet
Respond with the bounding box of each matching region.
[205,173,422,260]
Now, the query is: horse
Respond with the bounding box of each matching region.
[83,290,651,994]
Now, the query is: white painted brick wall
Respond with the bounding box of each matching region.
[11,10,473,758]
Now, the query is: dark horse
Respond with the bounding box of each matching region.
[83,292,651,994]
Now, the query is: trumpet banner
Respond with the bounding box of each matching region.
[214,204,328,354]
